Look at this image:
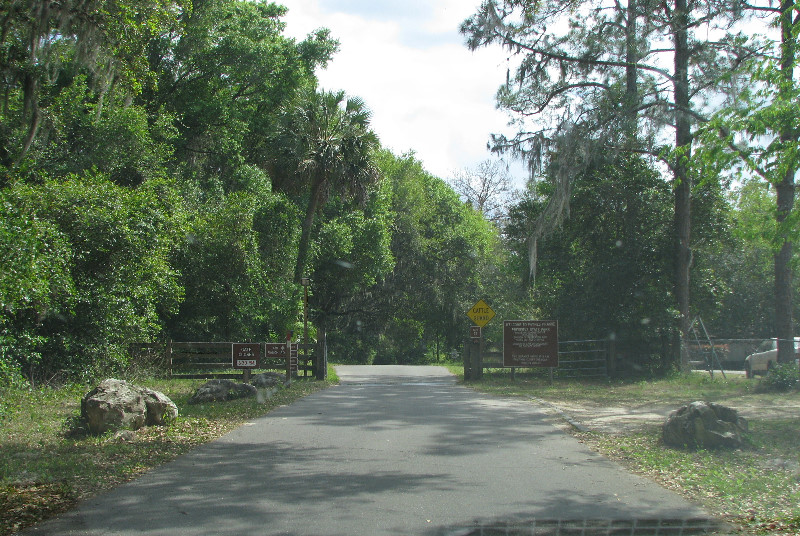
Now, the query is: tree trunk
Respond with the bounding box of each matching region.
[775,0,796,363]
[294,178,324,283]
[775,234,794,363]
[624,0,638,122]
[14,101,40,169]
[672,0,693,362]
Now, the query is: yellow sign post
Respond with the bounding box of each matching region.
[467,299,496,327]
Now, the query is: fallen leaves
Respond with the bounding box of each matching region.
[0,482,78,534]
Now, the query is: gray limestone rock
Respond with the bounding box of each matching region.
[250,372,287,388]
[187,379,256,404]
[662,401,748,449]
[81,379,178,435]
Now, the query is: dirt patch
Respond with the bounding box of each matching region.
[536,396,800,434]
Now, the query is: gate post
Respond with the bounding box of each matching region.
[463,339,472,380]
[166,340,173,378]
[607,337,617,378]
[314,331,327,380]
[285,341,291,383]
[476,336,484,379]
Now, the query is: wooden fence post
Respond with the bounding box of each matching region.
[463,339,472,380]
[607,337,617,378]
[166,340,173,378]
[285,341,291,383]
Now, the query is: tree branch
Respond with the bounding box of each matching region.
[742,3,782,13]
[495,30,676,82]
[516,82,612,116]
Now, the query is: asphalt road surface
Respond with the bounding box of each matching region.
[24,366,728,535]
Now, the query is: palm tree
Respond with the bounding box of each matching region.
[272,88,381,283]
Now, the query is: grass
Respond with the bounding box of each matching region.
[455,367,800,535]
[0,370,336,535]
[447,365,757,402]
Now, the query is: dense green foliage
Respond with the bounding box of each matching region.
[269,88,382,283]
[321,152,507,364]
[1,174,184,383]
[508,156,674,341]
[695,4,800,361]
[0,1,797,384]
[0,0,510,382]
[367,152,503,363]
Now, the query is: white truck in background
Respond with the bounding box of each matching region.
[744,338,800,378]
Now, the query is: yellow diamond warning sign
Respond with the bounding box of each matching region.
[467,299,496,327]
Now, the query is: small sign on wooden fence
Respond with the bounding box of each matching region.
[264,343,288,359]
[232,343,261,369]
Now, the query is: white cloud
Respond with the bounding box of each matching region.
[279,0,526,184]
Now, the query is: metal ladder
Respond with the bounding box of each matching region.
[689,316,726,379]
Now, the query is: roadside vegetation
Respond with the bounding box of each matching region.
[5,366,797,535]
[0,370,337,535]
[460,368,800,535]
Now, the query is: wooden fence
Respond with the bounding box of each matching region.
[129,340,322,380]
[166,341,291,381]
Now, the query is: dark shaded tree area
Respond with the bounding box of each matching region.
[0,0,340,384]
[0,1,513,384]
[504,151,787,372]
[1,0,794,385]
[509,156,674,343]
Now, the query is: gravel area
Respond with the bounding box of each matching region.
[535,397,800,434]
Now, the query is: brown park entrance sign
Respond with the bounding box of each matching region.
[467,299,496,327]
[232,343,261,369]
[503,320,558,368]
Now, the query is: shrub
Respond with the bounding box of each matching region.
[3,173,185,383]
[760,363,800,392]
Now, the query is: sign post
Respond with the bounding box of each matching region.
[290,342,298,376]
[470,326,481,340]
[466,300,495,379]
[264,342,293,382]
[232,343,261,383]
[300,277,311,378]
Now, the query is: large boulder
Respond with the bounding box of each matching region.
[81,379,178,435]
[142,386,180,426]
[187,379,256,404]
[662,401,748,449]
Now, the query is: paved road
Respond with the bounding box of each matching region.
[25,366,727,535]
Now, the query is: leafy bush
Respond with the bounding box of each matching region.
[2,174,185,383]
[760,363,800,392]
[168,187,299,342]
[0,193,74,385]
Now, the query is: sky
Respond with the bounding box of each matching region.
[277,0,527,184]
